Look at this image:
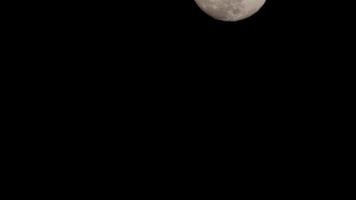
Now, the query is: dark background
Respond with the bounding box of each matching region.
[6,1,354,110]
[6,0,355,100]
[3,2,354,193]
[56,1,352,67]
[7,0,354,114]
[11,1,354,66]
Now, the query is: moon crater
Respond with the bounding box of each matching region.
[195,0,266,22]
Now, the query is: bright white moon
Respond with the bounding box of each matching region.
[195,0,266,22]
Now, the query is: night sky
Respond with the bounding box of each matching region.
[12,1,353,71]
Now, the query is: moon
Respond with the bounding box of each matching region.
[195,0,266,22]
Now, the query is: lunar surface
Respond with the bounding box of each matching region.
[195,0,266,22]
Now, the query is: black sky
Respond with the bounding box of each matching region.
[21,1,351,46]
[12,0,354,71]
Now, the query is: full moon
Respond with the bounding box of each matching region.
[195,0,266,22]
